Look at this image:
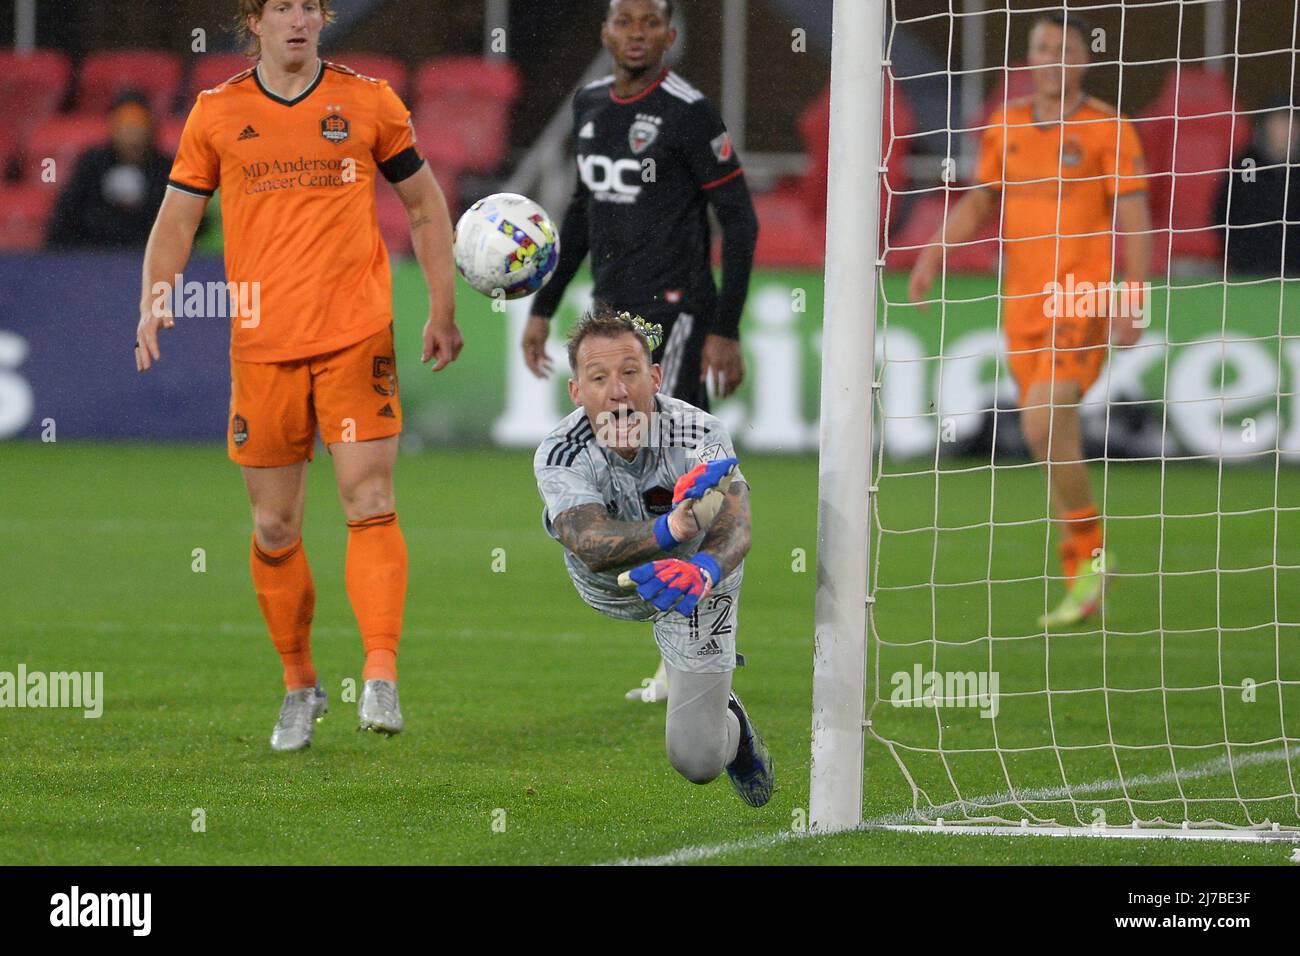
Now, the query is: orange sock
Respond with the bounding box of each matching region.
[1059,507,1102,586]
[250,536,317,690]
[345,512,407,682]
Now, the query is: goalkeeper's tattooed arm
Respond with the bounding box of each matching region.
[698,481,752,578]
[552,504,665,573]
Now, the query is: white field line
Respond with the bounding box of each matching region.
[605,829,805,866]
[603,746,1298,865]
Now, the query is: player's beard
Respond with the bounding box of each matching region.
[620,59,656,80]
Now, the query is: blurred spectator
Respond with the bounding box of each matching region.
[1216,93,1300,276]
[46,90,180,249]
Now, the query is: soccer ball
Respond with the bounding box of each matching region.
[452,193,560,300]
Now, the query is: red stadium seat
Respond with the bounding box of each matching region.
[795,76,917,250]
[885,192,1000,273]
[77,50,183,118]
[157,115,187,157]
[23,115,111,184]
[0,183,57,251]
[978,63,1037,130]
[414,56,520,103]
[402,119,465,206]
[412,57,521,173]
[751,186,824,269]
[332,54,408,98]
[0,124,16,177]
[1139,67,1251,265]
[0,49,72,137]
[187,53,255,101]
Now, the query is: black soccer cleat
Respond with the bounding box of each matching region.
[725,691,774,807]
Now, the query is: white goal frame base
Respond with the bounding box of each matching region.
[871,823,1300,843]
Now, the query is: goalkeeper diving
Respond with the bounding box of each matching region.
[533,307,773,806]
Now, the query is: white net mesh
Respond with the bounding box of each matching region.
[867,0,1300,831]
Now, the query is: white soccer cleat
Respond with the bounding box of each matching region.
[358,679,404,735]
[270,684,328,752]
[625,659,669,703]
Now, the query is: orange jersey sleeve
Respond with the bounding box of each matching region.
[372,79,418,166]
[1100,114,1147,197]
[168,88,223,196]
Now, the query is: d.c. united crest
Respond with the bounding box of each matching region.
[629,118,659,155]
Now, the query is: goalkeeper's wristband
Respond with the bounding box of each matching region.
[653,513,680,551]
[691,553,723,589]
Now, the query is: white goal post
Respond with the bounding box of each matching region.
[812,0,1300,840]
[810,0,885,834]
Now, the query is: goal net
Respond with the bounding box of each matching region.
[859,0,1300,836]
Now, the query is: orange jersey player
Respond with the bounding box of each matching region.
[910,12,1153,628]
[135,0,463,750]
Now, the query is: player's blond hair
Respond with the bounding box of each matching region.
[236,0,336,58]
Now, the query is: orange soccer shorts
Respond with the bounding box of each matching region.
[1003,291,1111,404]
[227,324,402,467]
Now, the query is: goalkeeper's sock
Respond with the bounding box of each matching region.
[1060,506,1102,586]
[345,511,407,683]
[250,536,317,691]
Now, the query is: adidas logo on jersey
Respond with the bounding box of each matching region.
[578,121,595,139]
[696,638,723,657]
[378,403,396,419]
[237,125,259,141]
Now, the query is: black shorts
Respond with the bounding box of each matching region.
[650,310,711,411]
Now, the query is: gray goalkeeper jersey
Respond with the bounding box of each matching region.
[534,394,745,618]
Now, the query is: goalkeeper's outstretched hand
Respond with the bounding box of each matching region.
[663,456,738,542]
[617,554,722,617]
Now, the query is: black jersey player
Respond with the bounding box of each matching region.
[523,0,759,410]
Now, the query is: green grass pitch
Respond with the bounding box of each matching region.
[1,441,1297,865]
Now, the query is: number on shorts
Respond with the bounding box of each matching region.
[708,594,734,636]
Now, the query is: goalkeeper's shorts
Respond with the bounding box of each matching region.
[576,562,744,675]
[650,569,743,675]
[227,324,402,467]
